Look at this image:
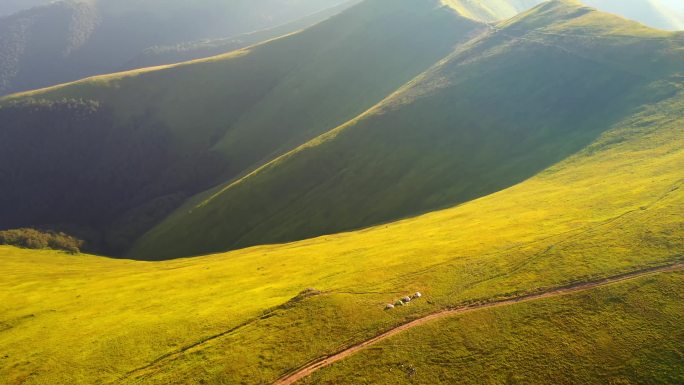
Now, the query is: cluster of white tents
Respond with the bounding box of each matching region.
[385,292,422,310]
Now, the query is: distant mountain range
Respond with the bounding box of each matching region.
[1,0,681,97]
[0,0,354,95]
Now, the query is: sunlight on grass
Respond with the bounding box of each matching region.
[1,84,681,384]
[303,271,684,384]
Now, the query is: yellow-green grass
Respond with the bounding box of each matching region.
[121,92,683,385]
[1,80,682,384]
[301,270,684,385]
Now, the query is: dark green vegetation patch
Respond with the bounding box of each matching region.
[0,228,83,254]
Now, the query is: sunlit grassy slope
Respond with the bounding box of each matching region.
[1,65,682,383]
[302,271,684,385]
[442,0,541,22]
[133,0,684,259]
[0,0,482,255]
[442,0,684,30]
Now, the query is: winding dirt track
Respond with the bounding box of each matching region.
[274,262,684,385]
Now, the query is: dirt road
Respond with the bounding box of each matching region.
[274,262,684,385]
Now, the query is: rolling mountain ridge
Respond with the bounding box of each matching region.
[0,1,682,384]
[1,19,682,378]
[131,0,684,259]
[0,0,484,255]
[443,0,684,30]
[0,0,354,95]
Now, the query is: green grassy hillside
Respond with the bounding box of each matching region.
[442,0,541,22]
[133,0,684,259]
[442,0,684,30]
[1,56,682,383]
[0,0,351,95]
[0,0,482,255]
[302,271,684,385]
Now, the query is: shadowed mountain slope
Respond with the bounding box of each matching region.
[0,0,484,255]
[132,0,684,259]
